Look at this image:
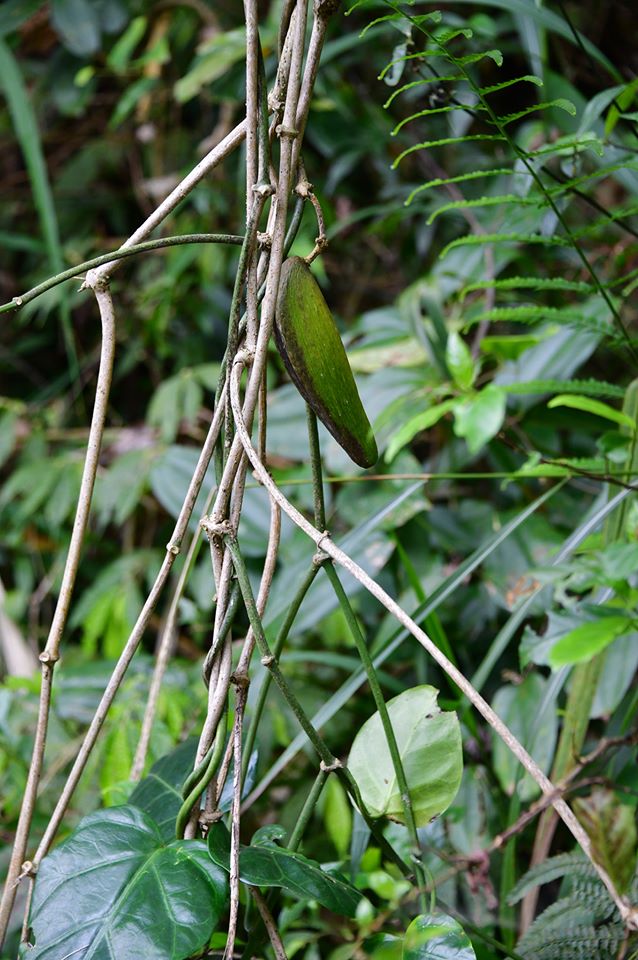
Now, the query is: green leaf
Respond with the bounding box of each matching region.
[147,370,205,443]
[548,394,636,431]
[480,334,547,361]
[573,788,637,893]
[27,805,228,959]
[107,15,147,73]
[0,40,63,278]
[51,0,102,55]
[0,0,45,37]
[445,332,475,390]
[174,26,246,102]
[491,673,557,801]
[385,399,456,462]
[348,685,462,826]
[452,386,506,454]
[403,913,476,959]
[548,614,632,668]
[324,775,353,859]
[207,822,362,917]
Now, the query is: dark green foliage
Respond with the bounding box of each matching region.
[2,1,638,958]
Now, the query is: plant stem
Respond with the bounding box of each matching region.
[240,562,320,784]
[175,707,228,839]
[0,234,244,315]
[288,767,328,851]
[224,534,415,877]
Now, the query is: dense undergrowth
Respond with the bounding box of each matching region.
[1,1,638,958]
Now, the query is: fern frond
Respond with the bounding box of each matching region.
[456,48,503,66]
[527,133,604,160]
[460,277,595,299]
[467,306,615,341]
[518,923,624,960]
[360,10,441,38]
[471,306,593,324]
[498,98,576,126]
[479,74,543,95]
[392,101,484,135]
[502,379,625,399]
[384,74,464,108]
[434,27,473,46]
[392,135,507,168]
[507,853,595,904]
[427,193,541,224]
[574,202,638,238]
[406,168,523,205]
[440,233,571,260]
[546,162,638,198]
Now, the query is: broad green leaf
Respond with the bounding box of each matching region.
[0,409,18,470]
[100,719,135,805]
[491,674,557,801]
[403,913,476,959]
[51,0,102,55]
[573,788,637,893]
[348,685,462,826]
[207,822,362,917]
[548,394,636,431]
[548,614,632,667]
[445,332,475,390]
[452,386,506,454]
[0,40,64,279]
[94,450,153,527]
[28,806,228,959]
[385,399,456,462]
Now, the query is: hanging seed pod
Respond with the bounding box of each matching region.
[274,257,378,468]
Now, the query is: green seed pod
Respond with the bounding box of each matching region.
[274,257,378,468]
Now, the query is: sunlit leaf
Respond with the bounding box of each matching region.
[403,912,476,959]
[348,685,462,825]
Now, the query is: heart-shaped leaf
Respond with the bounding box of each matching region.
[208,822,361,917]
[403,913,476,959]
[348,685,462,826]
[26,805,228,959]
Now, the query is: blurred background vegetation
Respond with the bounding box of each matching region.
[1,1,638,957]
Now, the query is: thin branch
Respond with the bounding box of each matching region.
[30,386,227,862]
[250,889,289,960]
[0,284,116,943]
[0,234,244,315]
[130,474,219,781]
[85,125,248,285]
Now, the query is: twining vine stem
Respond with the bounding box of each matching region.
[228,350,638,931]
